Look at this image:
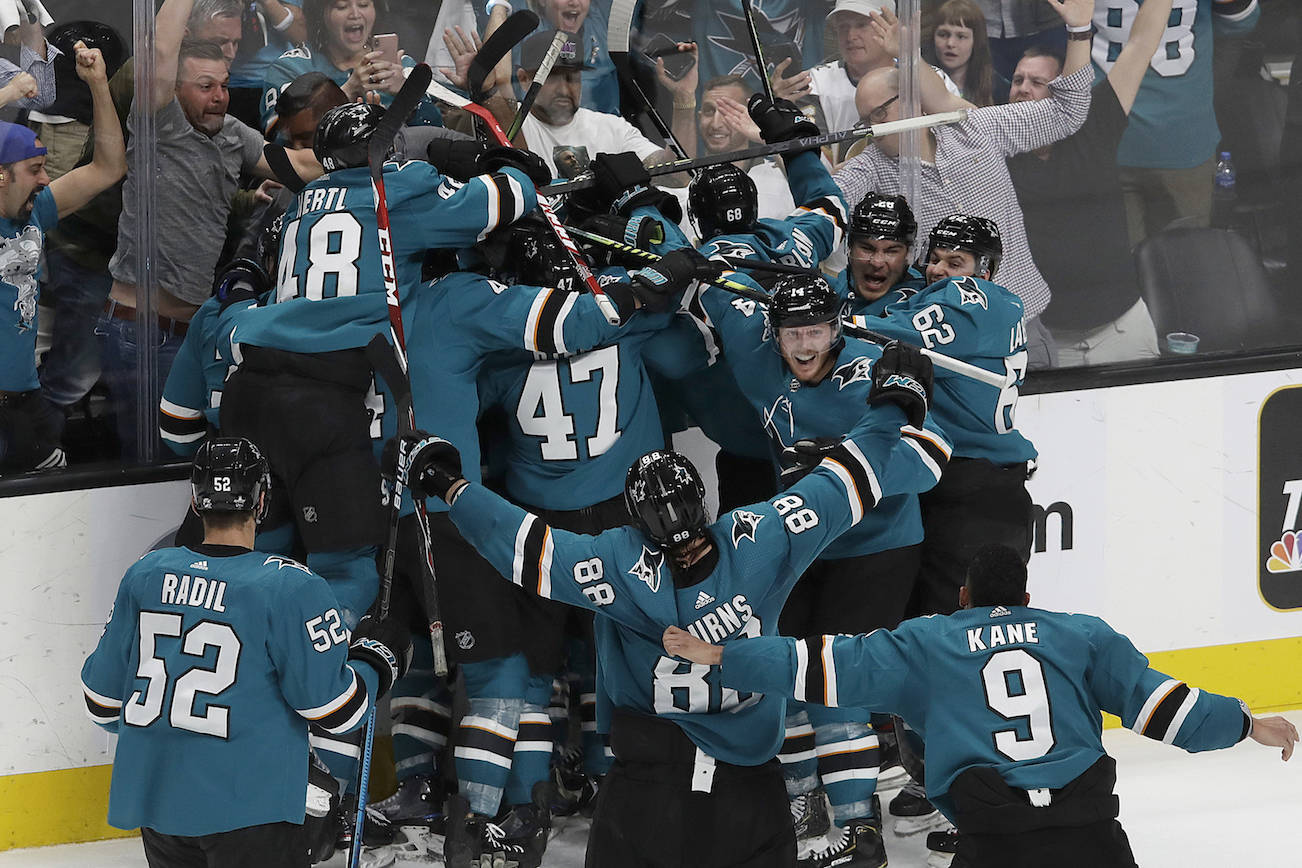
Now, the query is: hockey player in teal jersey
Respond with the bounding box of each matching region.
[665,542,1299,868]
[80,438,411,868]
[862,214,1036,605]
[390,339,936,868]
[357,228,715,866]
[837,191,927,319]
[857,213,1037,833]
[468,236,717,855]
[692,95,847,270]
[689,270,951,866]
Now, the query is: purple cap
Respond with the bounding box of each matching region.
[0,122,46,164]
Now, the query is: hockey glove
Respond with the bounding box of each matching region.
[426,138,492,182]
[572,151,684,223]
[867,340,933,429]
[347,608,413,700]
[747,93,820,149]
[578,213,667,252]
[385,431,465,501]
[628,248,720,312]
[214,257,269,311]
[778,437,843,489]
[480,144,552,188]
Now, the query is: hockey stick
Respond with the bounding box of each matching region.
[544,109,967,195]
[424,78,623,325]
[348,62,442,868]
[740,0,777,103]
[607,0,690,160]
[565,225,1005,387]
[506,28,567,141]
[467,8,539,102]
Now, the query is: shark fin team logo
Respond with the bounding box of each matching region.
[628,545,665,593]
[831,357,873,390]
[730,510,764,547]
[264,554,312,573]
[954,276,988,309]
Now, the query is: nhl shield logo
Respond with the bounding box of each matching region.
[730,510,764,548]
[628,545,665,592]
[456,630,475,650]
[832,357,874,390]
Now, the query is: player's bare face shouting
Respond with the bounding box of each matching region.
[849,236,910,301]
[777,322,838,384]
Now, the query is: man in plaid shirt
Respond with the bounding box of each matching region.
[833,0,1096,369]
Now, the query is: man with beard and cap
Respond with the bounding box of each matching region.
[0,40,124,473]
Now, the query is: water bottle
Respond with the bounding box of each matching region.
[1212,150,1236,228]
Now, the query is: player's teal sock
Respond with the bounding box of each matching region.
[504,673,555,805]
[390,638,452,781]
[780,707,819,797]
[808,705,879,826]
[457,654,529,817]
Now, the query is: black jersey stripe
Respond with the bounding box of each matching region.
[518,515,549,596]
[822,439,882,512]
[800,195,849,230]
[901,426,952,479]
[489,171,524,228]
[83,690,120,725]
[1141,682,1191,741]
[307,668,369,734]
[533,288,573,355]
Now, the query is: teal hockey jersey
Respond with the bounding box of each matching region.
[863,275,1037,465]
[448,406,915,765]
[236,160,536,354]
[80,545,381,836]
[720,605,1254,821]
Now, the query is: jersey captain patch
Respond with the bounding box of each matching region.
[628,545,665,593]
[730,509,764,548]
[831,356,873,390]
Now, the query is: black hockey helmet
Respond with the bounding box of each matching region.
[767,273,843,345]
[687,163,758,241]
[624,450,709,548]
[850,191,916,246]
[192,437,271,523]
[481,213,574,288]
[314,102,386,172]
[927,213,1002,279]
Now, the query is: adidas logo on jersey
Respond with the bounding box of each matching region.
[990,606,1012,618]
[695,591,715,609]
[189,560,208,570]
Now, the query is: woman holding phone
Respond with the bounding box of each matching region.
[261,0,440,129]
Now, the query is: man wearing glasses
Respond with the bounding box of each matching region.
[834,0,1097,369]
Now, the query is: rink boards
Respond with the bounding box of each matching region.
[4,367,1302,849]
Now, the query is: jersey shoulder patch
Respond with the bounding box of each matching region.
[729,509,764,548]
[627,545,665,593]
[703,238,759,263]
[832,356,874,390]
[953,276,989,309]
[264,554,312,574]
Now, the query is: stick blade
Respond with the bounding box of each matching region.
[369,63,434,176]
[468,8,540,100]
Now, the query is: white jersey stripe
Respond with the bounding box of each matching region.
[1132,678,1180,735]
[512,515,536,587]
[1165,687,1201,745]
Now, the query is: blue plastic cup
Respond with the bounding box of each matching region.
[1165,332,1199,354]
